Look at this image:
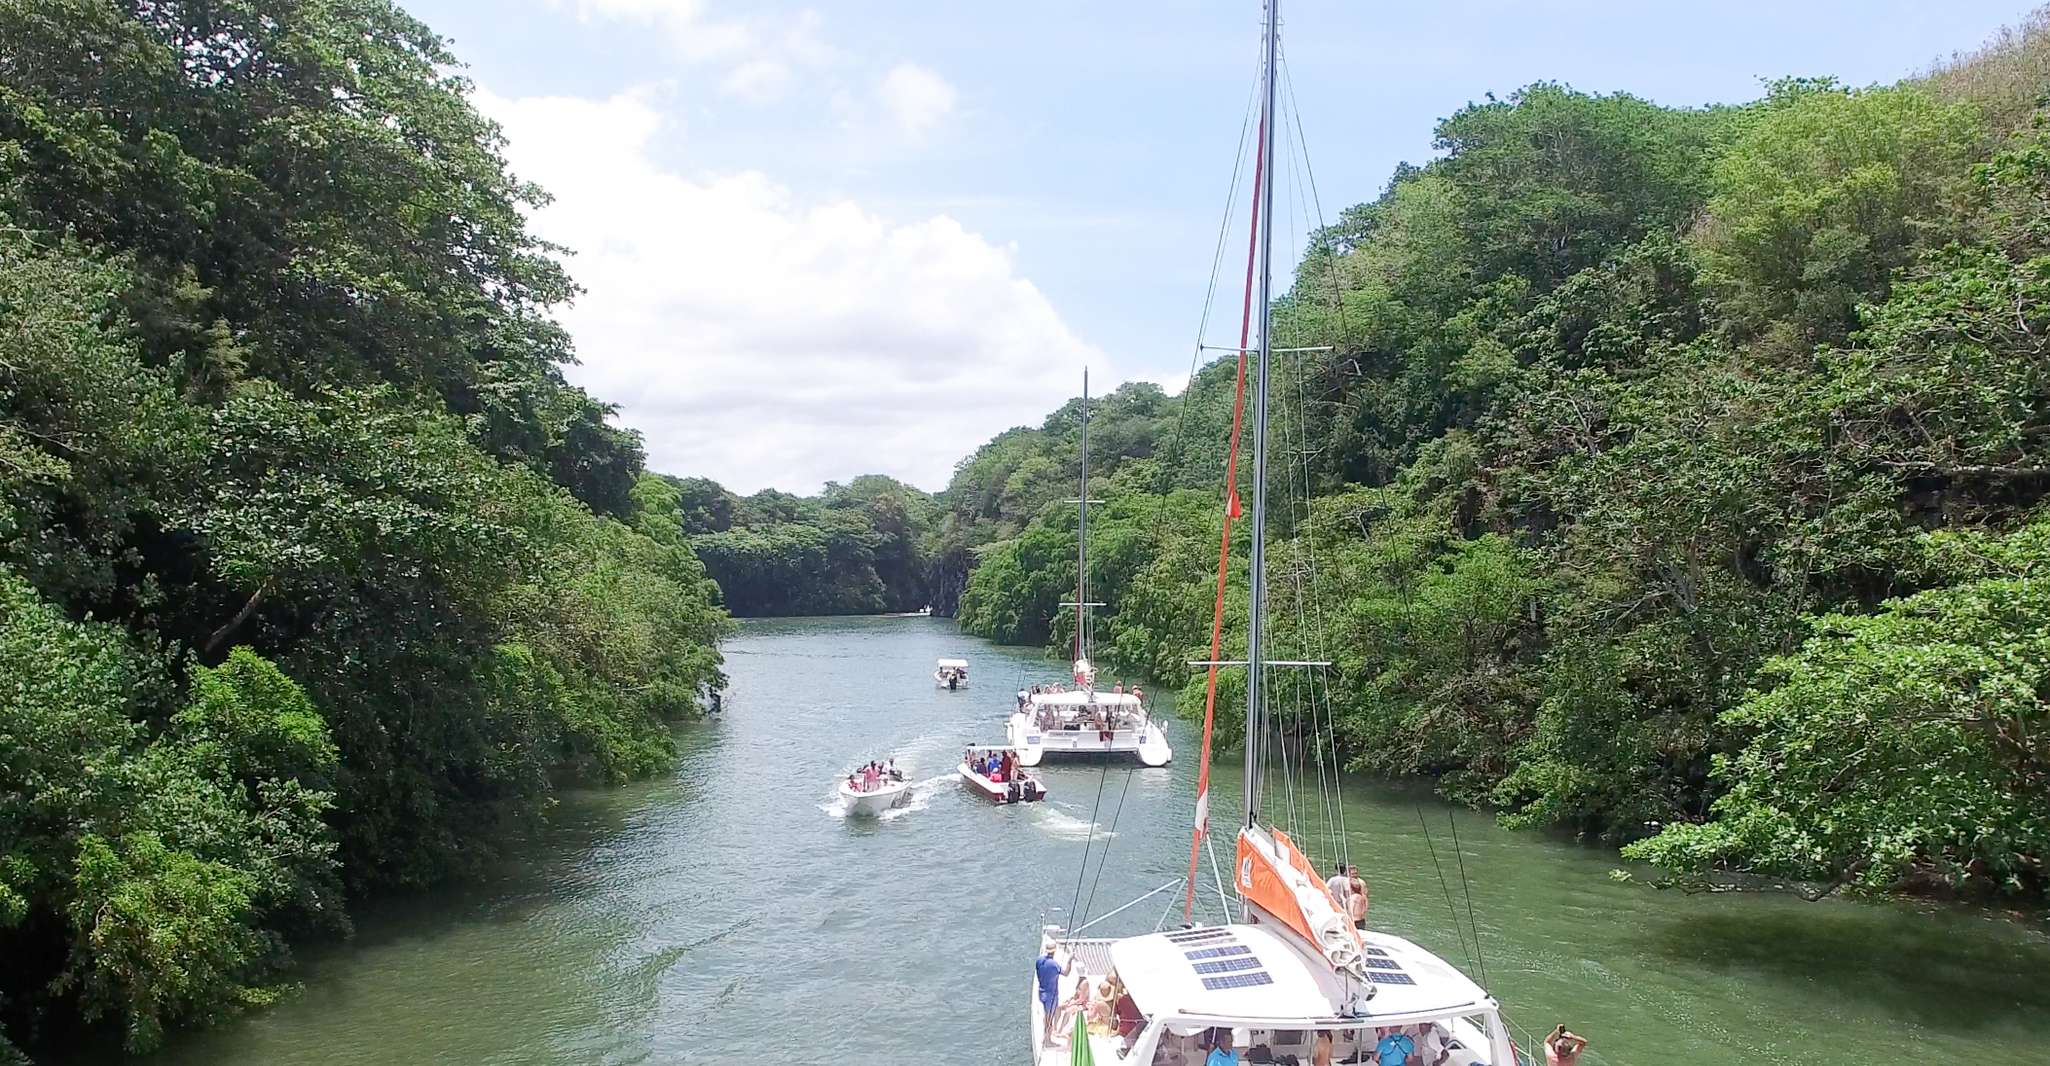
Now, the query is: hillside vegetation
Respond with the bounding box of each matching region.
[0,0,726,1054]
[953,16,2050,903]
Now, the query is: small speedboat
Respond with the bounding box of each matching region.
[958,747,1046,804]
[838,772,912,817]
[934,658,969,690]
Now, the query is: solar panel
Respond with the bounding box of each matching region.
[1200,971,1275,991]
[1361,957,1403,971]
[1367,971,1416,986]
[1165,929,1233,944]
[1183,945,1254,961]
[1364,947,1390,958]
[1192,956,1264,975]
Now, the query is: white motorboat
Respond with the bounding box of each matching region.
[958,747,1046,804]
[934,657,969,690]
[1025,7,1522,1062]
[837,770,911,817]
[1009,688,1171,767]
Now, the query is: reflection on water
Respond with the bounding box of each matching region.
[76,616,2050,1066]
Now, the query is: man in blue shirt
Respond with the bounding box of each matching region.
[1036,947,1071,1048]
[1375,1028,1416,1066]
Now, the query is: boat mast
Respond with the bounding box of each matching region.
[1076,368,1091,666]
[1244,0,1278,830]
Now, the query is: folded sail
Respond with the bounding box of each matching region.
[1234,825,1365,979]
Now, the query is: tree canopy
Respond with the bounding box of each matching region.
[0,0,726,1054]
[955,13,2050,905]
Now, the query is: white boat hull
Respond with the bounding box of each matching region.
[1009,712,1171,767]
[837,777,911,816]
[957,763,1045,804]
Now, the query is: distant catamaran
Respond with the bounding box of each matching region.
[1024,3,1519,1063]
[1006,368,1173,768]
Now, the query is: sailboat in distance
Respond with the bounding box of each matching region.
[1006,369,1173,768]
[1024,4,1519,1063]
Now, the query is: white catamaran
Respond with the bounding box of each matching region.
[1026,5,1518,1063]
[1006,370,1173,768]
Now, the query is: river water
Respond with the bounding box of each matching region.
[111,616,2050,1066]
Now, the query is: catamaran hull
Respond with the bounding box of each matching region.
[958,764,1045,804]
[837,779,911,817]
[1008,713,1171,767]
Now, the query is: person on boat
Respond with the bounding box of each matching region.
[1204,1027,1239,1066]
[1048,969,1093,1047]
[1324,864,1352,910]
[1036,947,1073,1048]
[1412,1024,1453,1066]
[1310,1031,1334,1066]
[1112,977,1144,1053]
[1346,865,1369,926]
[1371,1027,1415,1066]
[1543,1026,1587,1066]
[1083,977,1118,1034]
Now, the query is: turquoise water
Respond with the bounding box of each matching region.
[92,616,2050,1065]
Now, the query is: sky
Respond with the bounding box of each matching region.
[402,0,2041,495]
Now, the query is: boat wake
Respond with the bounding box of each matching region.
[878,773,956,821]
[1033,806,1116,841]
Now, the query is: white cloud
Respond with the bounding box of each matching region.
[874,63,957,136]
[477,88,1103,494]
[556,2,836,102]
[719,59,792,102]
[560,0,751,60]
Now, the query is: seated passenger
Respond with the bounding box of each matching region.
[1371,1027,1414,1066]
[1049,973,1091,1046]
[1114,979,1144,1052]
[1206,1028,1240,1066]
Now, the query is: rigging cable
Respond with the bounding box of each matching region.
[1278,42,1352,871]
[1074,48,1265,934]
[1449,811,1490,987]
[1182,42,1274,923]
[1417,805,1480,976]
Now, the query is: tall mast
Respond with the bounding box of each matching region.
[1076,368,1090,665]
[1244,0,1278,829]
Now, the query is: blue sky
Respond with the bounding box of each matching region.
[404,0,2040,494]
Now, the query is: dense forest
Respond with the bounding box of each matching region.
[636,473,936,616]
[0,0,727,1057]
[953,17,2050,904]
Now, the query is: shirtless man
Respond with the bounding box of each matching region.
[1346,865,1369,926]
[1543,1025,1588,1066]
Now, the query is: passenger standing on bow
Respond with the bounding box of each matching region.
[1035,947,1072,1048]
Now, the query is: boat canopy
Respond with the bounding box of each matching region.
[1029,691,1142,709]
[1109,923,1496,1028]
[937,658,968,668]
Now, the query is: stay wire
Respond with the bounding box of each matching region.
[1417,805,1479,976]
[1449,812,1489,987]
[1276,55,1351,870]
[1074,49,1262,934]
